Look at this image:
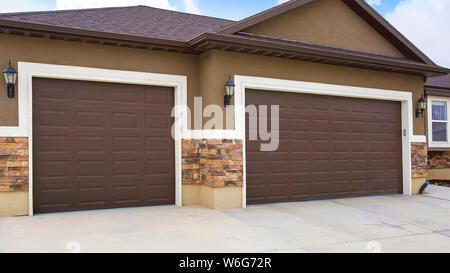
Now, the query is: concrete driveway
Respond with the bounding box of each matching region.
[1,185,450,253]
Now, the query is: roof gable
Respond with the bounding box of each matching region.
[241,0,404,58]
[219,0,435,65]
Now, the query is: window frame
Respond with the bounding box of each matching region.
[428,95,450,148]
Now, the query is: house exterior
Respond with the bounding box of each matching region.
[425,74,450,180]
[0,0,448,217]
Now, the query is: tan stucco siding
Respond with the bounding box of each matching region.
[0,35,424,134]
[243,0,405,58]
[0,34,200,126]
[198,50,424,135]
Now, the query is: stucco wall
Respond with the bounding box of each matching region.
[244,0,405,58]
[198,49,425,135]
[0,34,425,135]
[0,33,200,126]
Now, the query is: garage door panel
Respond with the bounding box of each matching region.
[113,136,140,152]
[246,89,403,205]
[33,78,175,214]
[77,111,107,128]
[77,136,107,152]
[76,160,106,177]
[144,88,171,103]
[72,153,109,163]
[112,112,138,129]
[76,187,108,206]
[147,138,171,152]
[286,152,310,160]
[147,160,171,175]
[268,173,291,183]
[37,109,71,128]
[36,135,70,152]
[246,161,265,174]
[287,160,310,172]
[146,184,172,200]
[37,180,71,194]
[145,114,172,129]
[290,183,310,196]
[38,189,72,209]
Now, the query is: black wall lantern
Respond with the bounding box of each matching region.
[224,75,235,107]
[416,97,427,118]
[3,60,17,99]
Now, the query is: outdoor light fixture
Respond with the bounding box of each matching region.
[3,60,17,99]
[416,97,427,118]
[224,75,235,107]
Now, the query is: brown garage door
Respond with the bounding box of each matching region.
[246,89,403,205]
[33,78,175,214]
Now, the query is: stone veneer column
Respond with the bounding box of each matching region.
[411,142,428,194]
[0,137,29,217]
[182,139,243,209]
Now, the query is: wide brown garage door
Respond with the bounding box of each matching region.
[33,78,175,214]
[246,89,403,205]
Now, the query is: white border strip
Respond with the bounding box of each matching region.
[411,135,427,143]
[188,130,238,139]
[233,75,414,208]
[11,62,187,216]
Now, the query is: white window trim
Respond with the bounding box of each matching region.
[233,75,414,208]
[4,62,188,216]
[427,95,450,148]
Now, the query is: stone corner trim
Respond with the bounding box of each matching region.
[182,139,243,188]
[0,137,29,192]
[411,142,428,178]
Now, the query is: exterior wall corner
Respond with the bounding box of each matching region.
[411,141,428,179]
[181,138,243,208]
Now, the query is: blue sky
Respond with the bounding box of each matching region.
[194,0,401,19]
[3,0,401,19]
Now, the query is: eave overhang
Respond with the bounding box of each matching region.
[0,18,448,78]
[425,86,450,97]
[189,32,449,78]
[0,19,193,53]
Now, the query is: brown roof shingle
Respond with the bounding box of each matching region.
[0,5,234,42]
[426,74,450,90]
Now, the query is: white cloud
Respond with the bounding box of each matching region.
[279,0,382,6]
[55,0,177,11]
[55,0,202,15]
[0,0,52,13]
[182,0,201,15]
[385,0,450,68]
[366,0,382,6]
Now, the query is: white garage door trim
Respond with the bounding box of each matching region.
[9,62,187,216]
[233,75,414,208]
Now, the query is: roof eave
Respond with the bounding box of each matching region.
[425,86,450,97]
[189,32,449,78]
[0,18,192,53]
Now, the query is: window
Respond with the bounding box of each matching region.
[428,96,450,147]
